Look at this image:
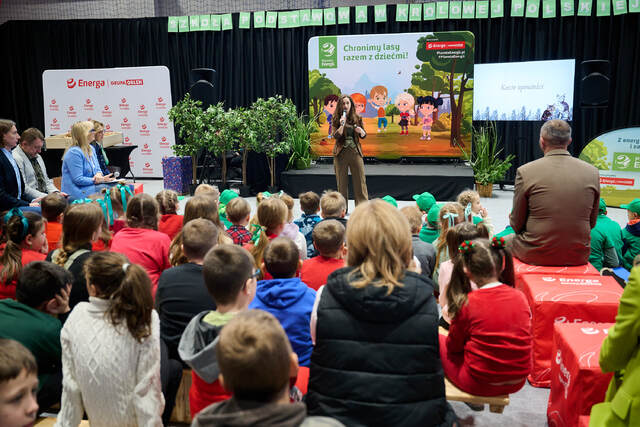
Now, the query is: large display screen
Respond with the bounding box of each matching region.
[473,59,575,121]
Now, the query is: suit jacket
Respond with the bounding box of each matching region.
[12,145,59,199]
[510,149,600,266]
[332,117,366,157]
[0,148,31,211]
[61,146,101,200]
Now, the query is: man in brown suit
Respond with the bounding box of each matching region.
[510,120,600,266]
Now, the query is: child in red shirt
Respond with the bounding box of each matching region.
[41,193,67,251]
[440,237,532,397]
[156,189,183,241]
[300,219,346,291]
[0,210,47,299]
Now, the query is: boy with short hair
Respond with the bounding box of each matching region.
[400,206,436,277]
[620,199,640,270]
[0,262,72,411]
[320,190,347,228]
[219,189,239,228]
[179,244,257,416]
[294,191,322,258]
[300,220,346,291]
[249,238,316,367]
[156,218,219,361]
[41,193,67,250]
[225,197,252,245]
[0,339,39,427]
[191,310,343,427]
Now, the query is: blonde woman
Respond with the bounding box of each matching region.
[61,121,113,200]
[306,199,456,427]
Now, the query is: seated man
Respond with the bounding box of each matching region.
[12,128,62,200]
[510,120,600,266]
[0,119,40,212]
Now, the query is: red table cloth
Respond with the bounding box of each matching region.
[513,258,599,290]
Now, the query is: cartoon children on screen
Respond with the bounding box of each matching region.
[395,93,415,135]
[351,93,367,116]
[323,94,339,138]
[368,85,390,132]
[416,96,443,141]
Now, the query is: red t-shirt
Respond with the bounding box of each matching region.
[110,227,171,298]
[110,219,126,235]
[158,214,184,241]
[0,249,47,300]
[300,256,345,291]
[45,221,63,251]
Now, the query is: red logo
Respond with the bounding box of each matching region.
[121,98,127,103]
[86,98,91,104]
[53,118,58,123]
[160,117,165,122]
[51,99,56,105]
[69,106,74,111]
[145,162,151,168]
[159,136,170,148]
[106,124,111,130]
[67,78,76,88]
[425,41,466,50]
[140,105,145,110]
[158,97,163,102]
[104,105,109,110]
[123,136,131,146]
[161,136,166,142]
[123,117,128,123]
[142,124,147,129]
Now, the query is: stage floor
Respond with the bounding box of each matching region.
[281,163,474,201]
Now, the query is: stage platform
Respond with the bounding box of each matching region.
[280,163,474,201]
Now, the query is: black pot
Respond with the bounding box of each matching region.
[239,185,252,197]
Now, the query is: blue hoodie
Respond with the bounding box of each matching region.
[249,277,316,367]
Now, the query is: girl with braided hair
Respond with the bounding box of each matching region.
[440,237,532,397]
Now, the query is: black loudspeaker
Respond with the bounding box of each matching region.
[188,68,217,109]
[580,60,610,108]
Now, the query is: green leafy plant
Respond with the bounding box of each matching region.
[222,107,256,187]
[458,122,515,185]
[168,94,206,157]
[286,113,318,170]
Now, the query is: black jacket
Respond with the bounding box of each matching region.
[306,267,456,427]
[0,149,30,210]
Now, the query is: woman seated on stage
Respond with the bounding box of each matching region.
[61,121,113,200]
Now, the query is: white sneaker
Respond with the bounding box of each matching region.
[377,129,381,132]
[383,127,387,132]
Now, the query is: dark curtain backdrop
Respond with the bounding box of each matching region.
[0,5,639,187]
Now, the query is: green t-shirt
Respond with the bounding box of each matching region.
[419,223,439,244]
[203,310,237,327]
[594,215,624,260]
[589,228,616,271]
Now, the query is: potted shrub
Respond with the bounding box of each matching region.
[286,113,317,170]
[200,102,233,188]
[222,107,256,195]
[459,122,514,198]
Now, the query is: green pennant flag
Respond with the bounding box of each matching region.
[424,2,437,19]
[254,11,266,28]
[338,7,350,23]
[311,9,324,25]
[612,0,628,14]
[266,11,278,28]
[526,0,540,16]
[178,16,189,32]
[168,17,178,32]
[211,15,221,31]
[396,4,409,21]
[410,3,423,20]
[577,0,593,14]
[560,0,575,15]
[239,12,251,28]
[375,4,387,22]
[596,0,611,14]
[542,0,557,16]
[477,1,490,17]
[511,0,526,15]
[278,12,291,28]
[356,5,368,22]
[437,1,450,18]
[300,10,312,26]
[492,0,505,17]
[631,0,640,12]
[199,15,210,30]
[324,8,336,25]
[449,1,463,17]
[462,1,476,17]
[290,11,301,26]
[189,15,200,31]
[221,14,233,30]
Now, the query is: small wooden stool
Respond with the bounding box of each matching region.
[170,369,193,424]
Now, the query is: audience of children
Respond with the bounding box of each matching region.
[191,310,343,427]
[0,339,40,427]
[306,200,456,426]
[278,193,308,260]
[56,252,165,426]
[0,262,72,410]
[300,220,346,291]
[179,244,257,416]
[401,205,436,278]
[294,191,323,258]
[249,237,316,367]
[41,193,67,250]
[440,238,532,397]
[110,193,171,298]
[225,196,253,245]
[46,202,103,309]
[156,189,183,241]
[156,219,218,361]
[0,210,47,300]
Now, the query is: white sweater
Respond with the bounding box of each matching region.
[55,297,164,427]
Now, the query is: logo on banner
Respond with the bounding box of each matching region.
[66,78,105,89]
[67,78,76,89]
[119,98,130,110]
[123,136,132,146]
[50,118,61,131]
[141,143,152,155]
[121,117,132,130]
[157,116,168,129]
[155,97,167,109]
[555,350,571,399]
[542,277,556,282]
[143,162,154,175]
[83,98,94,111]
[105,124,111,131]
[101,105,112,118]
[129,158,135,168]
[110,79,144,87]
[139,124,150,137]
[137,105,148,117]
[319,36,338,69]
[49,99,59,111]
[66,105,77,118]
[159,136,170,148]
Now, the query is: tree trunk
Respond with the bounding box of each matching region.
[192,154,197,185]
[390,114,394,123]
[221,155,227,188]
[448,60,462,148]
[453,76,468,147]
[268,156,276,188]
[242,149,248,185]
[312,99,320,123]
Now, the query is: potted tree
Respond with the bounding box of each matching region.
[459,122,514,198]
[286,113,317,170]
[200,102,233,188]
[222,107,255,195]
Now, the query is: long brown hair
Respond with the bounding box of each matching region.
[446,238,515,319]
[84,252,153,342]
[445,222,489,265]
[346,200,413,294]
[54,203,103,266]
[155,190,178,215]
[435,202,464,269]
[125,193,159,230]
[332,94,361,131]
[0,211,45,283]
[250,197,287,269]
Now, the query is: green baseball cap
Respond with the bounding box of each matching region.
[599,198,607,214]
[413,192,436,212]
[621,199,640,214]
[382,195,398,208]
[427,203,442,224]
[220,189,239,206]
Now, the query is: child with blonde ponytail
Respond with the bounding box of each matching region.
[243,197,288,280]
[55,252,164,426]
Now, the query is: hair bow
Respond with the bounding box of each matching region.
[251,223,266,245]
[443,212,458,228]
[71,198,93,205]
[116,184,134,212]
[3,208,29,240]
[458,240,474,253]
[465,203,473,223]
[103,190,114,226]
[491,236,506,249]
